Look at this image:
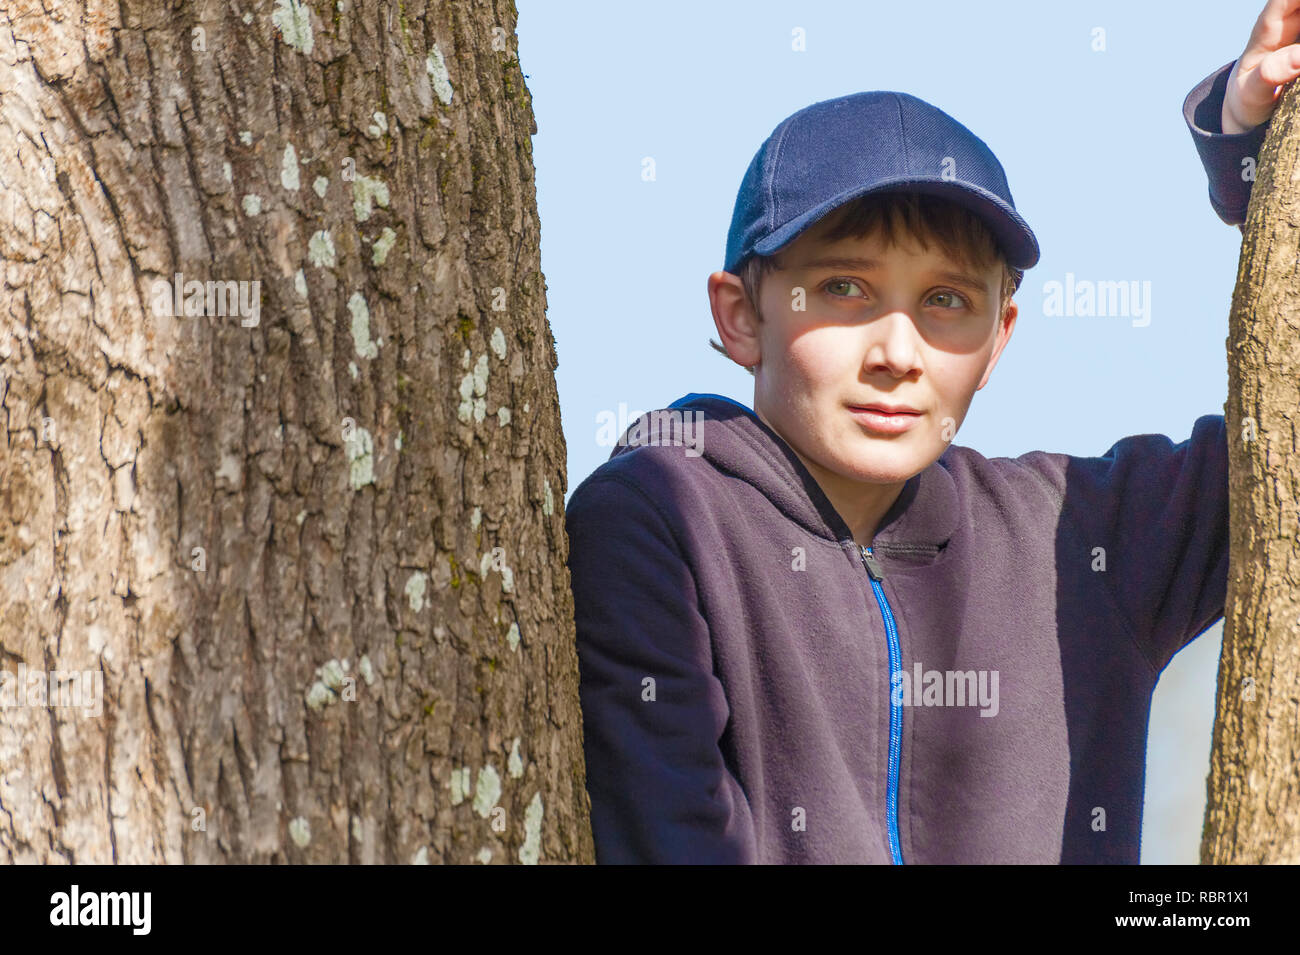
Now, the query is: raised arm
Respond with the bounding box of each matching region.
[1184,2,1300,230]
[1029,415,1230,675]
[1183,59,1271,232]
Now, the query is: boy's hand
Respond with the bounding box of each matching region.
[1223,0,1300,134]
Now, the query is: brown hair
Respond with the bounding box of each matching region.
[710,191,1024,374]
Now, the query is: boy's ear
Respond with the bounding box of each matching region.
[976,297,1018,392]
[708,271,763,370]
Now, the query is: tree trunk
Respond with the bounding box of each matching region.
[1202,77,1300,864]
[0,0,592,864]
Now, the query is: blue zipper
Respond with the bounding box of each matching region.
[859,544,904,865]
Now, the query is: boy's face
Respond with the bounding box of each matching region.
[717,215,1016,536]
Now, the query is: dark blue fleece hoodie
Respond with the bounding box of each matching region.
[564,59,1263,864]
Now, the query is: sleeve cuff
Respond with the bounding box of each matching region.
[1183,58,1271,226]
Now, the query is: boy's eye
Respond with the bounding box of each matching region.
[823,279,970,311]
[928,290,969,310]
[824,278,864,298]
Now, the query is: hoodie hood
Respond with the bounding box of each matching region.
[607,393,959,556]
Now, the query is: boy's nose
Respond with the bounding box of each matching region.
[860,313,922,375]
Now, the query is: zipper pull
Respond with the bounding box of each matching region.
[859,544,885,580]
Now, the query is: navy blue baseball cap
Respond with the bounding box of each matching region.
[723,90,1040,276]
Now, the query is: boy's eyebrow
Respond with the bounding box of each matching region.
[794,256,990,295]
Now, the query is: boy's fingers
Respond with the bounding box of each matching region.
[1234,45,1300,126]
[1247,0,1300,53]
[1254,44,1300,88]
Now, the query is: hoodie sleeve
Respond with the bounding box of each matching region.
[1183,58,1271,227]
[564,473,758,863]
[1051,414,1230,676]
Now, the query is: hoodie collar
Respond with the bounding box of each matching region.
[610,393,959,553]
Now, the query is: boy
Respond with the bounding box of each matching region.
[565,9,1299,863]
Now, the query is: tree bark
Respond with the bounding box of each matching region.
[1202,77,1300,864]
[0,0,592,864]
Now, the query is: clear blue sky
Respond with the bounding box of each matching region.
[518,0,1257,863]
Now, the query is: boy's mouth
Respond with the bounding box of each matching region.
[846,403,923,435]
[847,402,922,416]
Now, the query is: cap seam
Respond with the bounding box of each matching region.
[766,116,797,238]
[893,94,910,174]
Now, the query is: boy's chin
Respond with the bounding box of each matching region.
[833,444,937,485]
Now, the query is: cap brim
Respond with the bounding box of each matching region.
[751,177,1040,271]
